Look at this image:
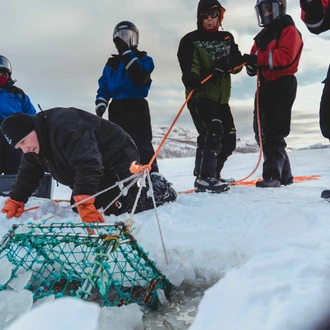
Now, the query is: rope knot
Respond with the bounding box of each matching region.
[129,161,151,174]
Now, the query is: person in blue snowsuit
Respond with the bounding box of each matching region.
[0,55,36,174]
[95,21,159,173]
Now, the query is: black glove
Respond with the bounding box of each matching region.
[242,54,257,69]
[213,58,229,78]
[183,73,202,93]
[300,0,324,24]
[300,0,320,11]
[113,37,129,55]
[242,54,258,76]
[95,105,106,118]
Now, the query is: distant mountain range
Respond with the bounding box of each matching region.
[152,126,259,159]
[152,126,330,159]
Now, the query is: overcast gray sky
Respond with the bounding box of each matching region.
[2,0,329,147]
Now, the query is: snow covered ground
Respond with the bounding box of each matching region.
[1,148,330,330]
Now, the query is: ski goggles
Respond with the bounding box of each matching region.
[200,11,219,19]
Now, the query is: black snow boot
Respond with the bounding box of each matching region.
[256,178,281,188]
[321,189,330,200]
[149,172,177,205]
[218,176,235,183]
[194,177,229,193]
[281,177,294,186]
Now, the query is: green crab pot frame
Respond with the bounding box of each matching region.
[0,222,172,309]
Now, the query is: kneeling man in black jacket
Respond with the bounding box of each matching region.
[0,107,176,224]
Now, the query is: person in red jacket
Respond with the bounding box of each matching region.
[243,0,303,188]
[300,0,330,200]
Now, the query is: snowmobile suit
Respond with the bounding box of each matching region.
[0,82,36,174]
[300,0,330,200]
[8,108,176,215]
[95,49,158,173]
[177,28,242,179]
[301,0,330,139]
[248,15,303,184]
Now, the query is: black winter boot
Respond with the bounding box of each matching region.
[256,178,281,188]
[281,177,294,186]
[194,177,229,193]
[149,173,177,205]
[218,176,235,183]
[321,190,330,200]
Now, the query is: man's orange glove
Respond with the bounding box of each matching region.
[73,195,105,224]
[2,198,25,219]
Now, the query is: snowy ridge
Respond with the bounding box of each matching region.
[299,142,330,150]
[152,125,330,159]
[152,126,259,158]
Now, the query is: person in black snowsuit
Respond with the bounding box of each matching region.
[177,0,244,193]
[0,108,176,223]
[0,55,36,175]
[243,0,303,188]
[95,21,159,174]
[300,0,330,200]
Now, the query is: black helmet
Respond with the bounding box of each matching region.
[255,0,286,27]
[113,21,139,48]
[197,0,226,30]
[0,56,12,76]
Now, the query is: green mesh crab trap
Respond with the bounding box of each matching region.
[0,222,172,309]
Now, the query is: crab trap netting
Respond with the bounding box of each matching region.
[0,222,172,309]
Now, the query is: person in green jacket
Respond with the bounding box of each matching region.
[177,0,244,193]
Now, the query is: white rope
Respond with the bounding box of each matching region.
[42,173,141,221]
[102,172,142,214]
[146,172,169,265]
[41,169,170,265]
[125,169,148,229]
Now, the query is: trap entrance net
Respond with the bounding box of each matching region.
[0,222,172,309]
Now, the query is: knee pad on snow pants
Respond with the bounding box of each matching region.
[195,119,224,178]
[197,119,223,152]
[206,119,223,152]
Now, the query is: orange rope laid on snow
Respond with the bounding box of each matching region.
[230,175,321,187]
[22,199,71,213]
[177,175,320,193]
[23,206,40,213]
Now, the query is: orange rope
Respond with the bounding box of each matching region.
[294,175,320,182]
[23,206,40,213]
[129,68,264,182]
[233,175,321,187]
[229,71,263,185]
[178,175,320,192]
[130,74,213,174]
[22,200,70,214]
[130,162,151,174]
[228,62,247,73]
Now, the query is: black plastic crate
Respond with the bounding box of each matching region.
[0,173,53,199]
